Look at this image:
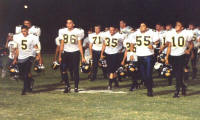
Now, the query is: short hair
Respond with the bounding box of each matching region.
[21,25,29,30]
[24,19,32,23]
[176,21,185,27]
[120,20,127,24]
[94,25,101,28]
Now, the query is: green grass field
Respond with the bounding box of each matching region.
[0,54,200,120]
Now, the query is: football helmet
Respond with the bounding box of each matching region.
[98,59,107,68]
[126,61,138,73]
[157,53,166,63]
[9,65,19,75]
[160,64,173,77]
[80,62,91,73]
[116,66,127,77]
[52,61,60,70]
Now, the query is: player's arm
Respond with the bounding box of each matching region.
[89,43,93,58]
[59,40,64,64]
[159,42,169,53]
[12,47,19,65]
[100,41,106,59]
[54,45,60,62]
[165,42,171,65]
[78,40,86,63]
[185,41,194,54]
[121,49,127,66]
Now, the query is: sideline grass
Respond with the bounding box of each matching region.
[0,54,200,120]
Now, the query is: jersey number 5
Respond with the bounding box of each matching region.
[21,40,27,50]
[136,36,151,46]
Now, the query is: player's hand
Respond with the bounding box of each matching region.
[130,55,134,61]
[12,59,17,65]
[100,55,105,59]
[165,57,169,65]
[148,45,154,50]
[82,57,86,63]
[121,60,125,66]
[58,56,62,64]
[185,50,191,55]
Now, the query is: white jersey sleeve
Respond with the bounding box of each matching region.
[55,37,61,46]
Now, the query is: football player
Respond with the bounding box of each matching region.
[132,22,159,97]
[89,25,107,81]
[5,33,18,79]
[121,32,139,91]
[59,19,85,93]
[13,26,40,95]
[100,26,125,90]
[15,20,44,68]
[165,21,194,98]
[187,23,200,79]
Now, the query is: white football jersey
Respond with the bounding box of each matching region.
[83,37,90,57]
[102,32,125,54]
[15,25,41,37]
[13,33,39,59]
[166,29,193,56]
[188,29,200,48]
[120,26,133,35]
[89,32,104,51]
[8,41,17,59]
[124,33,137,61]
[132,29,159,56]
[59,28,84,52]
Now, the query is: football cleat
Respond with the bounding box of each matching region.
[80,62,91,73]
[52,61,60,70]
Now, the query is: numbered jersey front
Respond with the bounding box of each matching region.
[188,29,200,48]
[167,30,193,56]
[13,33,38,59]
[123,36,137,61]
[59,28,84,52]
[133,30,159,56]
[103,32,125,54]
[89,32,104,51]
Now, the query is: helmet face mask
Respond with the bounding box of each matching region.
[116,66,127,78]
[52,61,60,70]
[98,59,107,68]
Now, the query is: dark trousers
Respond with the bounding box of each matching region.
[92,50,107,79]
[138,55,153,91]
[18,59,32,92]
[61,51,80,88]
[169,55,186,90]
[191,48,198,71]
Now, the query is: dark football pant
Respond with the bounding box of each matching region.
[138,55,153,91]
[61,51,80,89]
[18,58,33,92]
[191,48,198,74]
[169,55,186,91]
[92,50,107,79]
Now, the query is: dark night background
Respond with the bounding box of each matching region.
[0,0,200,52]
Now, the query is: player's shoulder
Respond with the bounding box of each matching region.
[16,25,22,28]
[31,25,40,29]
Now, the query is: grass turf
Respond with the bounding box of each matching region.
[0,54,200,120]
